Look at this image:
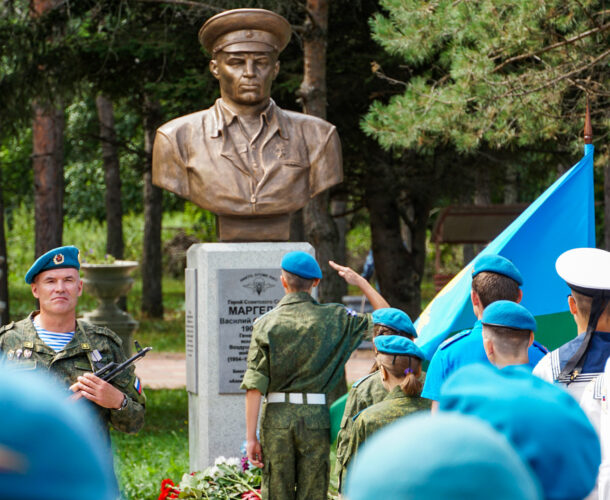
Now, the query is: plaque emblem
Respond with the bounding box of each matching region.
[243,277,275,296]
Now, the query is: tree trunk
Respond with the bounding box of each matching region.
[141,97,164,318]
[31,0,64,258]
[0,167,9,325]
[298,0,346,304]
[366,157,427,319]
[32,102,64,257]
[96,94,124,260]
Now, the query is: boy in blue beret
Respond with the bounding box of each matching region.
[335,307,417,490]
[439,363,601,500]
[342,335,430,473]
[0,246,145,444]
[481,300,537,369]
[345,412,542,500]
[240,251,390,500]
[422,254,548,411]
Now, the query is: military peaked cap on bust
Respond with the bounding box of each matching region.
[374,335,425,360]
[25,245,81,284]
[472,254,523,285]
[482,300,537,332]
[281,251,322,280]
[345,412,543,500]
[199,8,292,55]
[372,308,417,338]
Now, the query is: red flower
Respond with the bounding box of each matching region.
[241,489,261,499]
[158,478,180,500]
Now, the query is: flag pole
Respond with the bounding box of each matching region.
[584,97,593,145]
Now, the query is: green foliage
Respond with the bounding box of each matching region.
[365,0,609,155]
[112,389,189,500]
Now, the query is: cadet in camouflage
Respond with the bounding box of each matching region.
[335,308,418,491]
[0,246,145,439]
[342,335,430,473]
[241,253,390,500]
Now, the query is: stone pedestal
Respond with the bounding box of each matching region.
[186,242,314,471]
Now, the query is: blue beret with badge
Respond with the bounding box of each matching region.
[372,308,417,338]
[439,363,600,500]
[374,335,425,360]
[472,254,523,285]
[345,412,542,500]
[25,245,81,284]
[482,300,537,332]
[281,251,322,279]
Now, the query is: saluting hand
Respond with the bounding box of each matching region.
[69,373,126,410]
[329,260,363,287]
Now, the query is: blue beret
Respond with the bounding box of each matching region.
[440,364,600,500]
[482,300,537,332]
[281,251,322,279]
[374,335,425,360]
[372,308,417,338]
[472,254,523,285]
[345,412,542,500]
[0,369,118,499]
[25,245,81,284]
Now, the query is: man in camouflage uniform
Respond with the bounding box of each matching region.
[335,308,417,491]
[241,251,390,500]
[342,336,430,473]
[0,246,145,438]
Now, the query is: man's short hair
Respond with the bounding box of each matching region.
[472,272,520,308]
[482,325,531,358]
[572,290,610,320]
[281,270,314,292]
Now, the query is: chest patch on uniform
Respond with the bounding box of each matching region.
[23,341,34,349]
[81,343,91,350]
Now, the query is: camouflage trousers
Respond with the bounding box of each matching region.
[260,403,330,500]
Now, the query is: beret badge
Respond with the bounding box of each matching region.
[53,253,65,265]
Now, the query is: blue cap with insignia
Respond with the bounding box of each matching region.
[345,412,542,500]
[281,251,322,279]
[25,245,81,284]
[439,363,600,500]
[556,248,610,379]
[482,300,537,332]
[0,369,118,499]
[472,254,523,285]
[372,308,417,338]
[374,335,425,360]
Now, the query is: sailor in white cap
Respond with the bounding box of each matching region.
[533,248,610,401]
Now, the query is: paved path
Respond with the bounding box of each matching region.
[135,349,376,390]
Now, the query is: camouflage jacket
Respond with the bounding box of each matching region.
[241,292,371,429]
[0,313,146,437]
[342,386,431,473]
[335,371,387,475]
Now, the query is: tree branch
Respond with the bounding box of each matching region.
[135,0,222,11]
[499,48,610,98]
[492,22,610,73]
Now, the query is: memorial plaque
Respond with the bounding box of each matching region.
[217,268,284,393]
[185,268,198,393]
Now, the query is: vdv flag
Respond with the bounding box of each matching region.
[415,144,595,360]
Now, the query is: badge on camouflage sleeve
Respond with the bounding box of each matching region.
[15,349,22,359]
[134,377,142,394]
[7,350,14,361]
[91,349,102,362]
[23,349,32,359]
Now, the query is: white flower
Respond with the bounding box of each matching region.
[214,456,227,465]
[225,457,240,467]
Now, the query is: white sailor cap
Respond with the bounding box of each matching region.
[556,248,610,295]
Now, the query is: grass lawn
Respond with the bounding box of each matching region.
[112,389,189,500]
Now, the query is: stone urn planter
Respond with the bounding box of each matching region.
[81,260,139,356]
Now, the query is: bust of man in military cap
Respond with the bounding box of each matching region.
[152,8,343,241]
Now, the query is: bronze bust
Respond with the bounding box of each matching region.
[152,8,343,241]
